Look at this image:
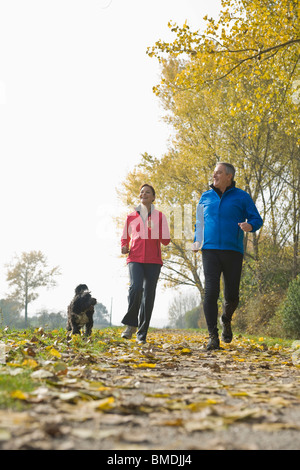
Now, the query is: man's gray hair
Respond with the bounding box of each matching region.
[218,162,236,179]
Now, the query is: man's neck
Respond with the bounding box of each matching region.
[211,181,235,197]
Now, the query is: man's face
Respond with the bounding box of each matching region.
[213,164,232,191]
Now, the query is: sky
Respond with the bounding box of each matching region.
[0,0,221,328]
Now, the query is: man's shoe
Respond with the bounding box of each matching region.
[206,334,220,350]
[121,325,137,339]
[220,316,233,343]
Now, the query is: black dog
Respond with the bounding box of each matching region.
[67,284,97,336]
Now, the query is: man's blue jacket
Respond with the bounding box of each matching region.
[194,183,263,254]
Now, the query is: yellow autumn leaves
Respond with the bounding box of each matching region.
[48,348,61,359]
[147,0,299,143]
[1,327,300,450]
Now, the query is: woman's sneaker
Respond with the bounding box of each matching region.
[121,325,137,339]
[136,338,146,344]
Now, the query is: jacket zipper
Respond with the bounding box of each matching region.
[217,187,235,247]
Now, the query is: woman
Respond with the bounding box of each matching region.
[121,184,170,343]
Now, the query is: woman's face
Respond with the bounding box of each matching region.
[139,186,155,205]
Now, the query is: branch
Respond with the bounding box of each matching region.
[173,38,300,88]
[204,38,300,58]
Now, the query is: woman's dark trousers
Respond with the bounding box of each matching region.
[202,249,243,337]
[122,262,161,341]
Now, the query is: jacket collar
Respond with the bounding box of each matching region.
[210,181,236,198]
[135,204,155,220]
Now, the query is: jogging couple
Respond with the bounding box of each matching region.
[120,163,263,350]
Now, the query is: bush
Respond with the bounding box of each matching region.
[234,291,282,336]
[185,306,206,329]
[280,275,300,339]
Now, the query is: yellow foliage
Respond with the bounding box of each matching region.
[94,397,115,410]
[22,358,39,369]
[10,390,28,400]
[49,348,61,359]
[133,363,156,369]
[147,0,299,134]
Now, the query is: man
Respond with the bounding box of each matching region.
[192,163,263,350]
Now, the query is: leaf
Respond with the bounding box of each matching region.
[7,367,24,376]
[1,327,299,450]
[10,390,28,400]
[93,397,115,410]
[253,423,300,432]
[49,348,61,358]
[180,348,192,354]
[229,391,249,397]
[146,393,170,398]
[53,362,68,376]
[186,399,219,411]
[29,336,40,344]
[22,358,39,369]
[133,363,156,369]
[185,416,225,432]
[59,392,80,403]
[31,369,53,379]
[152,418,184,427]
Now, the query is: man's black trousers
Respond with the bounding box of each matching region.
[202,249,243,336]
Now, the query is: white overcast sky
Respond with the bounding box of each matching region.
[0,0,221,327]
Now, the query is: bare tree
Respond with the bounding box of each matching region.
[168,290,200,328]
[5,251,61,327]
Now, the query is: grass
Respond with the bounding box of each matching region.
[0,327,113,410]
[0,370,36,410]
[234,332,295,348]
[181,327,296,348]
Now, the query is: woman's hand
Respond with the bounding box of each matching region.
[121,245,129,254]
[191,241,201,252]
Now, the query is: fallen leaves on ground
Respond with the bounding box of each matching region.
[0,327,299,450]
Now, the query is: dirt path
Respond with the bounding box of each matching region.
[0,329,299,450]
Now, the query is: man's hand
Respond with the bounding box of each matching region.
[121,245,129,254]
[238,222,253,232]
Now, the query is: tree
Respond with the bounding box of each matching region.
[0,299,23,328]
[185,306,206,329]
[281,275,300,338]
[168,291,200,328]
[147,0,300,170]
[120,0,299,335]
[5,251,61,327]
[94,302,110,326]
[34,310,66,329]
